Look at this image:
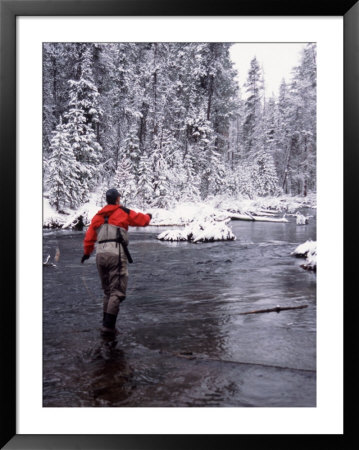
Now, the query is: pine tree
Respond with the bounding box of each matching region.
[68,46,103,131]
[276,79,293,192]
[44,42,316,206]
[123,125,141,172]
[203,43,239,155]
[227,86,244,168]
[62,51,104,203]
[113,156,137,205]
[150,131,178,208]
[180,152,201,201]
[259,96,281,196]
[151,153,170,208]
[242,57,264,160]
[251,148,279,196]
[64,102,102,202]
[137,151,153,207]
[287,44,317,195]
[234,161,256,199]
[206,145,227,197]
[47,118,81,211]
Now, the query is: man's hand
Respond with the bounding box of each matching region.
[146,213,152,220]
[81,254,90,263]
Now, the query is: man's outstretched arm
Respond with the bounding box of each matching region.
[127,209,151,227]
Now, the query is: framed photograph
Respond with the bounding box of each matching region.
[1,0,355,448]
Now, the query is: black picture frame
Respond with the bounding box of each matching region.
[1,0,356,448]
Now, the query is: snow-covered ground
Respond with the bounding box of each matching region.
[291,240,317,271]
[216,192,316,215]
[150,194,314,226]
[149,202,229,226]
[43,192,316,230]
[43,196,70,229]
[44,186,116,228]
[43,196,97,229]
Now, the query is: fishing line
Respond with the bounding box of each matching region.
[81,266,100,304]
[43,228,61,267]
[160,349,316,374]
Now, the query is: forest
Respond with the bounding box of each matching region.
[43,42,316,212]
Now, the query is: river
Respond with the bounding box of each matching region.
[43,210,316,407]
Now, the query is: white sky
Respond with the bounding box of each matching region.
[229,43,307,98]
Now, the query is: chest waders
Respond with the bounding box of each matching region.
[97,211,133,266]
[96,207,133,335]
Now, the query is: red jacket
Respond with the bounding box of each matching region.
[84,204,151,255]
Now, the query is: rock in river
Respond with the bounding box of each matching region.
[157,219,236,243]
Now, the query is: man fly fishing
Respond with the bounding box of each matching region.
[81,188,152,336]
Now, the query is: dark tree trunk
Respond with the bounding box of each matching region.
[303,134,308,197]
[207,74,214,121]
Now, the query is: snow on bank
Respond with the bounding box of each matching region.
[150,194,314,227]
[217,193,316,216]
[44,186,127,229]
[149,202,227,226]
[157,219,236,243]
[291,240,317,271]
[43,194,101,229]
[43,193,316,230]
[61,192,103,229]
[43,197,68,228]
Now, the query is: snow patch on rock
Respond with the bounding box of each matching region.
[296,213,309,225]
[157,219,236,243]
[291,240,317,271]
[302,249,317,271]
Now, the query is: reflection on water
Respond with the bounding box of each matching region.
[43,210,316,406]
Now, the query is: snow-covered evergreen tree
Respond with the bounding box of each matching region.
[180,152,201,201]
[47,118,81,211]
[251,148,279,196]
[43,42,316,209]
[242,57,264,160]
[64,71,103,202]
[112,156,137,205]
[287,43,317,195]
[68,46,103,130]
[43,43,82,154]
[241,169,256,199]
[123,125,141,172]
[275,79,293,192]
[137,151,153,207]
[151,152,171,208]
[64,103,102,202]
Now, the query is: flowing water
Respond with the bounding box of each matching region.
[43,209,316,407]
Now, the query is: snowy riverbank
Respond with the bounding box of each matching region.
[43,193,316,230]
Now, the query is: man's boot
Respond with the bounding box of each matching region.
[101,312,119,336]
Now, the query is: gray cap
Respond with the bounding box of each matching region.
[106,188,120,204]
